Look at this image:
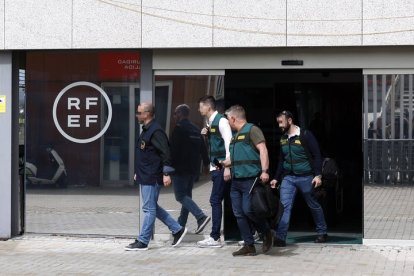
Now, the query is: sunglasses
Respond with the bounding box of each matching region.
[136,111,149,116]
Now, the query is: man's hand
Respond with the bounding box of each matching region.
[223,167,231,182]
[312,176,322,188]
[260,172,269,183]
[221,158,231,168]
[201,127,209,136]
[270,179,278,189]
[163,175,172,187]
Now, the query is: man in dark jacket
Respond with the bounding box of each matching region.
[125,103,187,251]
[170,104,211,233]
[270,110,328,246]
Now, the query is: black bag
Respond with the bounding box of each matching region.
[250,179,283,220]
[322,157,339,180]
[299,130,340,181]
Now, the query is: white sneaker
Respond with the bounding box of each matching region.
[197,236,222,248]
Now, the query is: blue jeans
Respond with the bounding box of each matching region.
[210,170,226,240]
[173,174,205,227]
[276,175,327,241]
[138,184,182,245]
[230,178,270,246]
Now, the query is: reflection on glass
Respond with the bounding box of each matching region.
[153,75,225,234]
[25,50,141,235]
[364,74,414,240]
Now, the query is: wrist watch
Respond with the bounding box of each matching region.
[262,169,269,174]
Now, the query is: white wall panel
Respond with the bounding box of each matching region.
[4,0,72,49]
[0,0,4,49]
[142,0,213,48]
[153,47,414,70]
[287,0,362,46]
[363,0,414,45]
[0,52,11,239]
[73,0,141,48]
[213,0,286,47]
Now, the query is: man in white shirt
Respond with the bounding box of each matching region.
[197,96,232,248]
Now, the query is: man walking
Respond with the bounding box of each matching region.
[170,104,211,233]
[270,110,328,246]
[125,103,187,251]
[222,105,273,256]
[197,96,232,248]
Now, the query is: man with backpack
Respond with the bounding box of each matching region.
[270,110,328,246]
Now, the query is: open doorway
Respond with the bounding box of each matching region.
[225,69,363,243]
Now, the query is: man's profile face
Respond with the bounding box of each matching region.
[227,113,236,131]
[136,105,148,124]
[198,102,209,116]
[277,115,291,133]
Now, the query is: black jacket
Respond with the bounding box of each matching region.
[170,119,209,175]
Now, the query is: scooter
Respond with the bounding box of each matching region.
[25,147,67,188]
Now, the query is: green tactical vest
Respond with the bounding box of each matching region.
[280,134,312,175]
[208,113,226,162]
[230,123,261,178]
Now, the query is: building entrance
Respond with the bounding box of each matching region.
[225,69,363,243]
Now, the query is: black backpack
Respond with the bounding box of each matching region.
[321,157,339,180]
[299,130,339,181]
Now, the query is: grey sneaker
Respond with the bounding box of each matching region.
[124,240,148,251]
[195,216,211,234]
[238,231,260,246]
[172,227,188,247]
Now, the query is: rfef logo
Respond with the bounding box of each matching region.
[53,81,112,144]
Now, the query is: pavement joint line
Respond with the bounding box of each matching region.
[10,234,414,250]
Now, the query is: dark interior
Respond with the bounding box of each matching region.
[224,69,363,239]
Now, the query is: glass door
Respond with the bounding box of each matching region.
[101,83,139,186]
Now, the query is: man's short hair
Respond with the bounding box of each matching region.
[198,95,216,110]
[225,105,246,120]
[277,110,294,120]
[140,103,155,116]
[175,104,190,117]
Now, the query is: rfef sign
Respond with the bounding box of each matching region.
[53,81,112,144]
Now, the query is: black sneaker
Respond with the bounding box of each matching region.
[232,245,256,256]
[172,227,188,247]
[273,238,286,247]
[314,234,328,243]
[195,216,211,234]
[124,240,148,251]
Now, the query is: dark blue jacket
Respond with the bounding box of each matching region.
[136,120,170,185]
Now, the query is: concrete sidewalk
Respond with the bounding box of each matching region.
[1,235,413,275]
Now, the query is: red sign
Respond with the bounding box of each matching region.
[99,52,140,81]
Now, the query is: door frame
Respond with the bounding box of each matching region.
[99,81,173,187]
[100,82,139,187]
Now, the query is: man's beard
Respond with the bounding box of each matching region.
[281,122,291,134]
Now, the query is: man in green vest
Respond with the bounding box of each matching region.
[270,110,328,246]
[197,96,232,248]
[222,105,273,256]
